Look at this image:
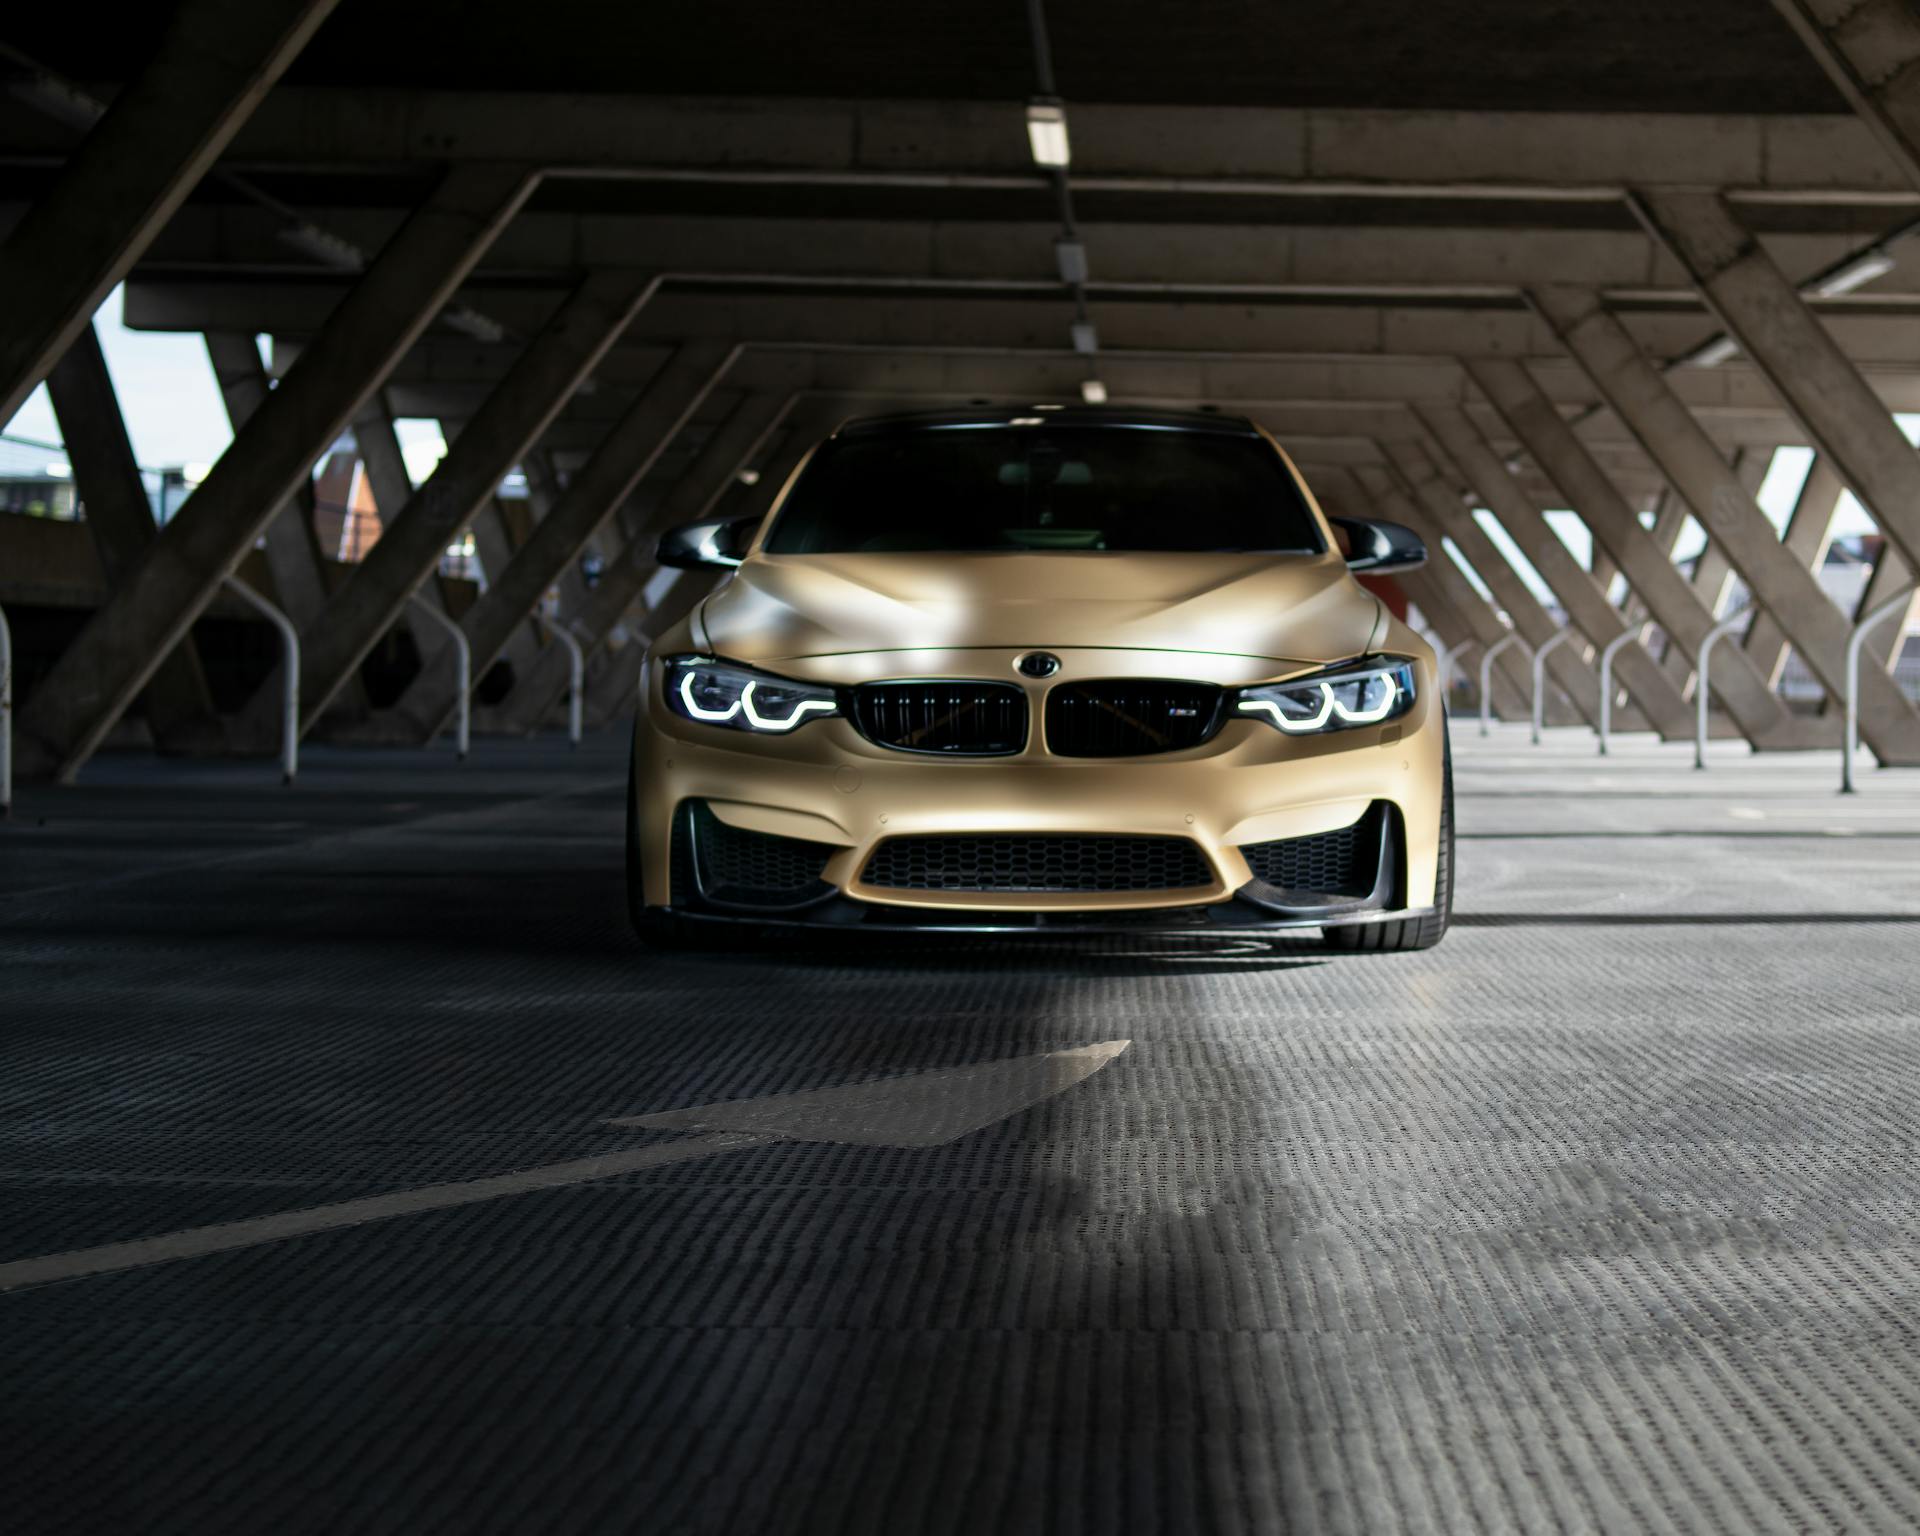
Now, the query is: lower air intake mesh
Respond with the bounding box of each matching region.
[861,834,1213,893]
[678,801,834,907]
[1238,808,1381,897]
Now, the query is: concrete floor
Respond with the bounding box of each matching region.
[3,723,1919,1534]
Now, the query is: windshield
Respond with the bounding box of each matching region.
[763,425,1325,555]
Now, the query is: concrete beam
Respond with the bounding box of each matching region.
[1529,281,1920,764]
[0,0,341,426]
[386,341,740,744]
[12,163,537,781]
[252,269,660,741]
[181,90,1912,202]
[1465,357,1805,747]
[125,197,1920,297]
[1417,399,1694,740]
[45,324,219,747]
[495,389,790,735]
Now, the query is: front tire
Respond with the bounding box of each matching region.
[1322,720,1453,953]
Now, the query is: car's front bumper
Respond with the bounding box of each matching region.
[631,642,1445,928]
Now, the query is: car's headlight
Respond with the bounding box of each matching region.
[662,655,841,734]
[1233,655,1417,735]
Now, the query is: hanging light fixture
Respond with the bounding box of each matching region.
[1026,99,1071,169]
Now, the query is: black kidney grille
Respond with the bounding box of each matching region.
[854,682,1027,755]
[862,834,1213,893]
[1239,807,1382,897]
[680,801,834,907]
[1045,681,1223,757]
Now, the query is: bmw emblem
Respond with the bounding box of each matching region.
[1017,652,1062,679]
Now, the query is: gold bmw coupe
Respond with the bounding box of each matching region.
[626,406,1451,950]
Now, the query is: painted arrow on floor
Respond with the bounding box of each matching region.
[0,1039,1129,1294]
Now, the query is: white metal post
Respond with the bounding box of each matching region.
[407,596,470,760]
[1479,630,1528,737]
[0,600,12,818]
[1597,626,1643,756]
[533,613,585,747]
[1530,628,1576,745]
[220,576,298,785]
[1844,587,1917,793]
[1693,611,1750,772]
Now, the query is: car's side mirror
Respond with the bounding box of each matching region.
[1329,515,1426,573]
[656,515,761,569]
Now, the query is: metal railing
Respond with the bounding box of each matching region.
[220,576,298,785]
[1429,636,1477,700]
[407,596,470,760]
[1530,628,1576,745]
[1596,625,1647,756]
[1693,610,1750,771]
[1844,586,1917,794]
[1479,630,1529,737]
[532,613,585,747]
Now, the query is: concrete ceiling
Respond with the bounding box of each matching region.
[1,1,1849,114]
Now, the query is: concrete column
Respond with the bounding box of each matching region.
[1465,356,1802,747]
[1632,190,1920,580]
[1417,399,1694,740]
[386,340,741,743]
[1744,454,1844,687]
[1527,282,1920,764]
[0,0,342,427]
[204,333,340,640]
[14,162,537,780]
[493,388,791,736]
[1383,433,1607,728]
[232,268,657,742]
[45,325,220,747]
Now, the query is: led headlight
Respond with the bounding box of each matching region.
[662,655,840,734]
[1234,655,1417,735]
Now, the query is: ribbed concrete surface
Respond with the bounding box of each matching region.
[2,726,1918,1534]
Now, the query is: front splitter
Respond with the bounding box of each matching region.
[645,894,1438,938]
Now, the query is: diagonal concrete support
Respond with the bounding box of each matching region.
[493,388,790,736]
[1383,432,1606,728]
[1632,191,1920,580]
[14,162,536,780]
[1766,0,1920,196]
[1417,399,1694,740]
[45,325,220,748]
[0,0,342,427]
[204,332,337,634]
[350,404,416,524]
[1664,447,1772,690]
[15,165,541,779]
[1465,356,1803,747]
[1529,281,1920,763]
[1346,463,1536,721]
[386,340,741,743]
[232,268,656,743]
[1745,454,1844,686]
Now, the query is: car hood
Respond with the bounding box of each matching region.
[693,551,1382,665]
